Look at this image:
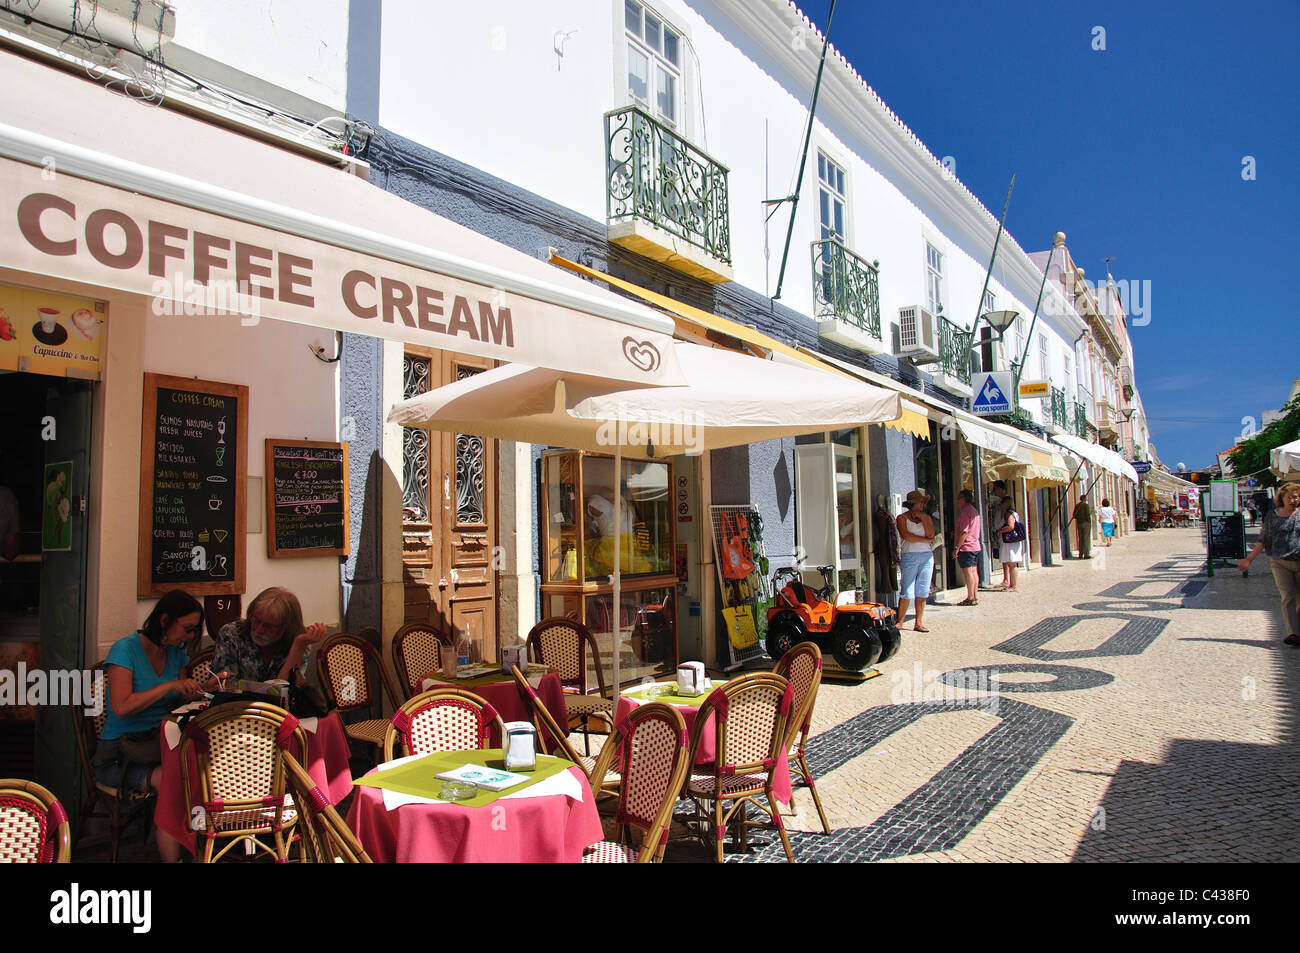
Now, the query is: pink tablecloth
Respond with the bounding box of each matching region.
[156,709,353,854]
[418,672,567,751]
[346,761,603,862]
[617,692,793,804]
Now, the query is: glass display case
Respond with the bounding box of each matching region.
[541,451,677,686]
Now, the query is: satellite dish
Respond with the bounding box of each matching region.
[1176,462,1187,473]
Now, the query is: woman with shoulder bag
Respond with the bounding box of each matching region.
[996,499,1026,592]
[1239,482,1300,647]
[96,589,217,861]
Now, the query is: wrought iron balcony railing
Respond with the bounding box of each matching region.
[605,106,731,266]
[1073,401,1089,438]
[997,407,1035,430]
[1050,387,1068,429]
[810,239,881,339]
[938,317,972,384]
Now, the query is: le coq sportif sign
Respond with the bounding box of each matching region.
[1,156,673,384]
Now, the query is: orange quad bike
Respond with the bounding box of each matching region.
[765,565,901,671]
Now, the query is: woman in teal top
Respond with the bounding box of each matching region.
[94,589,208,862]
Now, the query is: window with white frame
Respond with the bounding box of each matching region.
[817,152,847,242]
[1064,353,1074,399]
[925,242,944,316]
[1039,334,1050,381]
[625,0,681,128]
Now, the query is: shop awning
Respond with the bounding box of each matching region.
[1272,437,1300,480]
[1050,433,1139,484]
[0,51,685,385]
[1143,468,1199,494]
[785,348,941,436]
[548,252,829,373]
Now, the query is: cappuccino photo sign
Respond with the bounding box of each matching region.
[0,281,105,379]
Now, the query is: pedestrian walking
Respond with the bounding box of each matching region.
[1239,482,1300,646]
[1071,494,1093,559]
[1098,498,1119,546]
[995,499,1025,591]
[953,489,981,605]
[895,489,936,632]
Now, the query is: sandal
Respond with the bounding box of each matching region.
[957,598,974,606]
[913,625,930,632]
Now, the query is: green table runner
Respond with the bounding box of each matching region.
[622,683,710,708]
[354,750,574,809]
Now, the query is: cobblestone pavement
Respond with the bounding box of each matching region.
[669,526,1300,863]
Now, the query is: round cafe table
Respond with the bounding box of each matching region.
[155,705,353,855]
[618,682,793,804]
[346,749,604,863]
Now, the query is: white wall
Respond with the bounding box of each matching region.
[169,0,350,110]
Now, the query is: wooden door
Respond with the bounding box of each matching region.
[400,351,498,661]
[439,352,496,662]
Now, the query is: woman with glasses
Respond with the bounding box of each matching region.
[96,588,209,861]
[212,586,328,683]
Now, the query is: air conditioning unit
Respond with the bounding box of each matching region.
[897,305,939,363]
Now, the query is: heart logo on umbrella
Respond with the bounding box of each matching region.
[622,337,661,373]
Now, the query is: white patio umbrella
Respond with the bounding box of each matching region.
[388,339,901,690]
[1271,437,1300,481]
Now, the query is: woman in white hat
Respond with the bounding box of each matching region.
[895,490,936,632]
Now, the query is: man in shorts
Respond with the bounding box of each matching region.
[953,489,982,605]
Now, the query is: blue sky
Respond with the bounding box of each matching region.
[801,0,1299,470]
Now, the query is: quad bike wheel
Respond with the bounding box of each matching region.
[764,615,803,662]
[876,624,902,663]
[831,622,882,671]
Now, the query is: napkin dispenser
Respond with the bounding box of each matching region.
[501,644,525,675]
[502,721,537,772]
[676,662,707,696]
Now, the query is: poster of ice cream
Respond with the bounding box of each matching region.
[0,282,105,379]
[42,460,73,552]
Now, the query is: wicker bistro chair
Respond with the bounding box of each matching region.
[186,645,215,687]
[179,701,309,863]
[774,642,830,835]
[509,666,621,797]
[683,672,796,863]
[70,663,156,862]
[281,751,371,863]
[316,632,405,762]
[526,618,616,755]
[382,688,506,761]
[581,703,690,863]
[391,623,452,699]
[0,779,71,863]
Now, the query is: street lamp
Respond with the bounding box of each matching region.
[980,309,1020,342]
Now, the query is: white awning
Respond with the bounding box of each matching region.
[1051,433,1139,484]
[0,51,683,386]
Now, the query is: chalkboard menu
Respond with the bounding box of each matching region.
[1208,513,1245,560]
[138,374,248,597]
[265,439,350,558]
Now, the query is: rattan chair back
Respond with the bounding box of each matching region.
[0,779,71,863]
[526,617,608,697]
[774,642,822,750]
[689,672,792,780]
[382,687,505,761]
[316,632,402,717]
[281,751,371,863]
[186,646,215,687]
[612,702,689,861]
[392,623,451,698]
[179,701,308,862]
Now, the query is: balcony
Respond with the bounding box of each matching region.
[811,239,885,354]
[1096,399,1120,438]
[933,317,973,395]
[605,106,732,284]
[1050,387,1069,430]
[1073,401,1089,438]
